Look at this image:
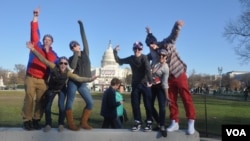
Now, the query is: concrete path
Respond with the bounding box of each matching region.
[0,127,221,141]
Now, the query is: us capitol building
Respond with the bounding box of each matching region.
[89,41,131,91]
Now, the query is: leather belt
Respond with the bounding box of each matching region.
[26,73,40,79]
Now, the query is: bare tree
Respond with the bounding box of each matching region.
[14,64,26,84]
[224,0,250,63]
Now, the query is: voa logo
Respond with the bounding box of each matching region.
[226,129,246,136]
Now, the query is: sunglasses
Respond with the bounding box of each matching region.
[133,47,142,51]
[59,62,68,65]
[159,54,167,57]
[70,43,80,49]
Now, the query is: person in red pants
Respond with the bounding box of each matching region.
[145,20,196,135]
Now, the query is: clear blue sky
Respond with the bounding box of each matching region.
[0,0,248,75]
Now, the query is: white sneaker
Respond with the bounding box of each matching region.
[167,120,179,132]
[187,119,195,135]
[58,125,64,132]
[43,125,51,132]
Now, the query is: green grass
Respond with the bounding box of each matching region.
[0,90,250,138]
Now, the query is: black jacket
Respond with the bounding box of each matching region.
[100,86,121,118]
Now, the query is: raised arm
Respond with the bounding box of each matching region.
[30,7,40,46]
[69,51,78,70]
[113,45,131,65]
[161,20,184,46]
[26,41,55,69]
[78,20,89,56]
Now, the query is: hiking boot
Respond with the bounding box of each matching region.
[33,119,42,130]
[23,120,33,131]
[58,125,64,132]
[143,120,152,132]
[131,120,142,132]
[43,125,51,132]
[160,126,167,137]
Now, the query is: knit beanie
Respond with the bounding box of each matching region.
[145,33,157,46]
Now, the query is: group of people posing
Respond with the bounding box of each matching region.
[106,19,196,138]
[22,7,97,132]
[21,7,196,138]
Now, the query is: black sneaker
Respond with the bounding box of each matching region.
[160,126,167,137]
[144,121,152,132]
[33,119,42,130]
[131,121,142,132]
[23,120,33,131]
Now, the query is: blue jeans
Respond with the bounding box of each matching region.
[66,80,93,110]
[44,87,66,125]
[131,83,152,123]
[151,85,167,126]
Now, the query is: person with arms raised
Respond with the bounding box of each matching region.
[22,7,59,131]
[65,20,94,131]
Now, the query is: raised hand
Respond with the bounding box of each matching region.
[33,7,40,16]
[91,75,98,81]
[26,41,34,51]
[114,45,120,52]
[147,82,152,87]
[145,26,151,34]
[176,20,184,27]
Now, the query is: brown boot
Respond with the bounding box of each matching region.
[80,109,92,130]
[65,110,80,131]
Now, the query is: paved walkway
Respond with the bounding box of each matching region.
[0,127,222,141]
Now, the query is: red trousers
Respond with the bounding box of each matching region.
[168,72,196,122]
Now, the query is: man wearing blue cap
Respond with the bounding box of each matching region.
[145,20,196,135]
[113,41,153,132]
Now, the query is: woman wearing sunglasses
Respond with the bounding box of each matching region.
[26,41,97,132]
[150,48,170,137]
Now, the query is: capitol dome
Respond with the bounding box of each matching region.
[101,41,119,68]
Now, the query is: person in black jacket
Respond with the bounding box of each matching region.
[65,20,94,131]
[100,78,122,129]
[113,41,153,132]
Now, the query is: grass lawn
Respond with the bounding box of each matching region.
[0,90,249,138]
